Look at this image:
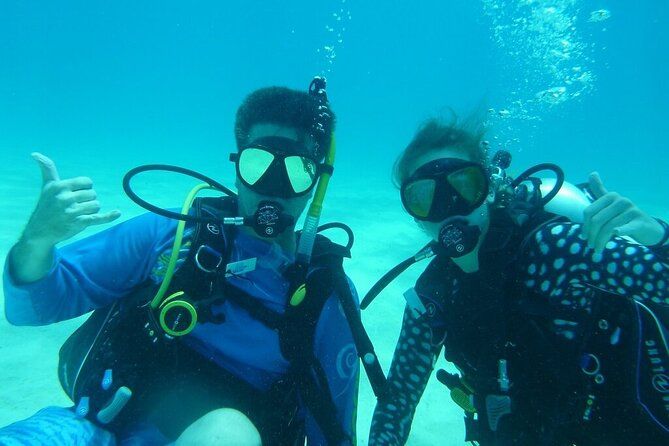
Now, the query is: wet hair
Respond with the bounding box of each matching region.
[392,113,488,188]
[234,86,336,160]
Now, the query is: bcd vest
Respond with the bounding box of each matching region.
[417,209,669,445]
[58,196,361,445]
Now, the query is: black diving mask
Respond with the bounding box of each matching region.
[401,158,489,222]
[230,136,322,199]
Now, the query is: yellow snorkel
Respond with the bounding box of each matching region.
[287,124,389,398]
[289,133,335,307]
[295,134,336,266]
[293,75,336,270]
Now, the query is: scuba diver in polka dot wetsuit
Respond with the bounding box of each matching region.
[366,118,669,445]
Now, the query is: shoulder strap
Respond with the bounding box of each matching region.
[279,234,348,366]
[282,234,385,398]
[284,233,391,443]
[169,196,235,292]
[278,234,352,444]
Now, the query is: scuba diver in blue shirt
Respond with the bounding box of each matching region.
[364,116,669,445]
[1,78,385,446]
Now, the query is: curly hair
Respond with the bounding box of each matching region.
[234,86,336,160]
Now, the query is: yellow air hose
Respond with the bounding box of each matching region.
[150,183,214,309]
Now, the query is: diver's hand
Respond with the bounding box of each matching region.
[21,152,121,246]
[9,153,121,284]
[582,172,664,253]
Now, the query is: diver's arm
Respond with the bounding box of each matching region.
[7,238,56,286]
[306,277,361,445]
[522,221,668,305]
[368,306,442,446]
[3,212,177,326]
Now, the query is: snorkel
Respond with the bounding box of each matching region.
[289,76,334,300]
[290,132,389,399]
[295,134,336,267]
[289,77,388,397]
[291,75,335,285]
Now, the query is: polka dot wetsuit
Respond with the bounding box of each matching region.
[368,221,669,445]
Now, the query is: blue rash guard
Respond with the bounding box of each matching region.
[2,211,360,445]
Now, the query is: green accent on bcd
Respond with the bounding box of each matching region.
[451,388,476,413]
[290,284,307,306]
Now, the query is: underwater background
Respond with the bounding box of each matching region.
[0,1,666,444]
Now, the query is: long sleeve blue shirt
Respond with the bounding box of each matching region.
[3,211,360,445]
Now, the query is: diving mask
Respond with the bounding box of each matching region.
[230,136,322,199]
[401,158,489,222]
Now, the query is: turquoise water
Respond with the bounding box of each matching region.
[0,1,667,444]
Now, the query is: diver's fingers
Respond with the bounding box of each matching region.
[32,152,61,185]
[582,193,617,241]
[587,194,632,248]
[77,211,122,227]
[67,200,101,216]
[593,211,636,254]
[56,188,97,207]
[613,219,645,239]
[583,193,616,232]
[59,176,94,192]
[588,172,608,199]
[70,189,98,203]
